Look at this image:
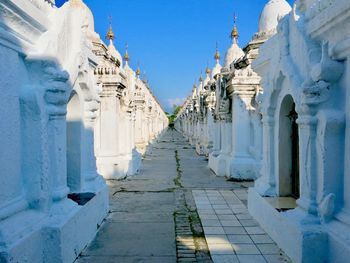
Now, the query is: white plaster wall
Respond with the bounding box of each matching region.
[249,2,350,262]
[0,45,27,218]
[0,2,109,262]
[231,97,251,159]
[343,58,350,219]
[66,92,83,193]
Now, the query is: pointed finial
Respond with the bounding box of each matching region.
[231,13,239,41]
[136,61,141,77]
[106,16,115,41]
[206,61,211,75]
[199,71,203,82]
[124,43,129,62]
[214,42,221,61]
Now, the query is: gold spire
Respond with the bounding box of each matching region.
[206,61,211,75]
[214,42,220,61]
[231,14,239,41]
[193,78,197,89]
[206,67,211,75]
[136,62,141,77]
[106,16,115,41]
[124,43,129,62]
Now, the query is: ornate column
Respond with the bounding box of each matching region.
[82,99,100,190]
[42,63,71,202]
[135,99,146,152]
[295,114,318,216]
[254,111,276,196]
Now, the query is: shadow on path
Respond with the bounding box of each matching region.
[77,129,247,263]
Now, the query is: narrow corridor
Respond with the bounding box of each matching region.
[77,129,291,263]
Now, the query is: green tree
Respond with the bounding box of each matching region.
[168,105,183,127]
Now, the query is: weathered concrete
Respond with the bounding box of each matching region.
[77,129,254,263]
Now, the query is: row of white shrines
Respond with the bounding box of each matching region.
[175,0,350,263]
[0,0,168,262]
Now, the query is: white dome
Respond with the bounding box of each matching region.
[224,41,244,68]
[69,0,94,31]
[258,0,291,33]
[69,0,100,41]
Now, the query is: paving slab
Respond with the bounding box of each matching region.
[192,189,293,263]
[77,129,291,263]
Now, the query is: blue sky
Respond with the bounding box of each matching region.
[56,0,294,112]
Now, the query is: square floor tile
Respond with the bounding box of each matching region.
[227,235,253,244]
[263,254,291,263]
[210,200,227,206]
[196,201,211,205]
[239,219,259,227]
[205,234,230,244]
[226,200,243,205]
[201,219,221,227]
[224,226,246,235]
[198,209,216,215]
[230,204,247,209]
[236,213,253,220]
[215,210,234,215]
[231,208,248,214]
[203,226,225,235]
[257,244,280,255]
[208,243,234,255]
[234,244,260,255]
[237,255,267,263]
[218,214,237,220]
[213,205,230,210]
[196,205,213,210]
[250,235,274,244]
[200,214,219,220]
[220,220,242,227]
[245,226,265,235]
[211,255,239,263]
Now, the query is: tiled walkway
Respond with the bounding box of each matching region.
[78,129,292,263]
[193,189,292,263]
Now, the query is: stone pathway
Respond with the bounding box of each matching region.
[193,190,291,263]
[76,129,291,263]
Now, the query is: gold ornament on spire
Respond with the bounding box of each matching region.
[106,16,115,41]
[193,78,197,89]
[214,42,220,61]
[136,62,141,76]
[206,67,211,75]
[124,43,129,62]
[206,61,211,75]
[199,71,203,82]
[231,14,239,40]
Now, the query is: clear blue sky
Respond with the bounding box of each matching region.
[56,0,294,113]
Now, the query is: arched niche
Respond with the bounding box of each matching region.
[66,91,83,193]
[278,94,300,198]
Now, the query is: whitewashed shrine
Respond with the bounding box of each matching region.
[175,0,350,262]
[0,0,168,262]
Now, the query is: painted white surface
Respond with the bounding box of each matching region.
[0,0,167,262]
[176,1,350,262]
[249,1,350,262]
[258,0,291,34]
